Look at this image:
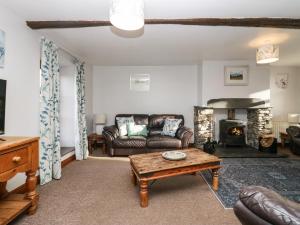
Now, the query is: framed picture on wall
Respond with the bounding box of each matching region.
[224,66,249,86]
[275,73,288,89]
[130,74,150,91]
[0,30,5,68]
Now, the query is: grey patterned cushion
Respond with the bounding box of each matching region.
[116,116,134,136]
[161,118,182,137]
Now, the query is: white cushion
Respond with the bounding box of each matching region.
[116,116,134,136]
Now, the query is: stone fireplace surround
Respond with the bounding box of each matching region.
[194,98,272,149]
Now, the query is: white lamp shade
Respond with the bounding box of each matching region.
[288,113,299,123]
[95,114,107,124]
[256,44,279,64]
[110,0,144,31]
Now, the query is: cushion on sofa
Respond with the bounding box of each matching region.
[147,135,182,148]
[113,136,146,148]
[149,114,184,128]
[127,123,148,137]
[161,118,182,137]
[115,114,149,126]
[116,116,134,136]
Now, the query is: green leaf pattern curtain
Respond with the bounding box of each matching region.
[75,62,88,160]
[39,38,61,185]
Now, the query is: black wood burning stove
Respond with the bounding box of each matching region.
[219,119,246,146]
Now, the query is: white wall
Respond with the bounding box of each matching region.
[93,65,198,130]
[270,66,300,121]
[201,60,271,105]
[196,63,203,105]
[60,65,76,147]
[0,5,41,191]
[199,60,271,140]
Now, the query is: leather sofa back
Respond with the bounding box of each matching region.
[115,114,149,126]
[114,114,184,128]
[149,114,184,128]
[286,126,300,137]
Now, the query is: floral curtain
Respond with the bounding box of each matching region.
[39,38,61,185]
[74,62,89,160]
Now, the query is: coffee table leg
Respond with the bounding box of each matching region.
[131,170,137,186]
[212,169,219,191]
[140,180,148,208]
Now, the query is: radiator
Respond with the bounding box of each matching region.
[272,121,289,142]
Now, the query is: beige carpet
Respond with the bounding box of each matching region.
[13,157,240,225]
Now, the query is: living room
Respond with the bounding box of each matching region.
[0,0,299,225]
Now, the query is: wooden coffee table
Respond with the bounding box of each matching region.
[129,148,221,208]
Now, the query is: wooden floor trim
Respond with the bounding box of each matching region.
[61,154,76,168]
[9,154,76,195]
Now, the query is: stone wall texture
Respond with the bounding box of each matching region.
[194,106,272,150]
[194,107,214,148]
[247,108,272,149]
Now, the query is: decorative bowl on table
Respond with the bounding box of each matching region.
[162,151,187,161]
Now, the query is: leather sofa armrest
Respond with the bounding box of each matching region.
[234,200,272,225]
[238,186,300,225]
[102,125,119,156]
[176,126,193,148]
[103,125,119,139]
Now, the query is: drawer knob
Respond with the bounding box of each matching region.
[12,156,22,163]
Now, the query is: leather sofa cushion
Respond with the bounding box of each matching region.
[113,136,146,148]
[147,135,182,148]
[149,128,162,136]
[149,114,184,128]
[240,186,300,225]
[115,114,149,126]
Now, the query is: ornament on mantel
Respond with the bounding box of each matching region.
[275,73,288,89]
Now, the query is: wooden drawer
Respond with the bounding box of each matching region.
[0,147,29,173]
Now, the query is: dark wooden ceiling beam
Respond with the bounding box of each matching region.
[27,18,300,30]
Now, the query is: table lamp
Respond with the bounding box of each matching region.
[95,114,107,134]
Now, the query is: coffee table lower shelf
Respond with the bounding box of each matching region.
[0,194,32,225]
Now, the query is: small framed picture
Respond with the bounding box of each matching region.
[224,66,249,86]
[275,73,288,89]
[130,74,150,91]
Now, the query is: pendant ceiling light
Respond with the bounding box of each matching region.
[110,0,144,31]
[256,44,279,64]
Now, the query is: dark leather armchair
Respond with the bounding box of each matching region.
[234,186,300,225]
[103,114,193,156]
[286,126,300,155]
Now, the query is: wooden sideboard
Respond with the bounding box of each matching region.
[0,137,39,225]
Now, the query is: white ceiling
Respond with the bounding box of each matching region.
[1,0,300,66]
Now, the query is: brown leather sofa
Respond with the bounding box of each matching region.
[234,186,300,225]
[103,114,193,156]
[286,126,300,155]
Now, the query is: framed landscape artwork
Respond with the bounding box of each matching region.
[0,30,5,68]
[130,74,150,91]
[224,66,249,86]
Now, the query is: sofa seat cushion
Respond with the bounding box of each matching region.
[113,136,146,148]
[147,135,182,148]
[148,128,162,136]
